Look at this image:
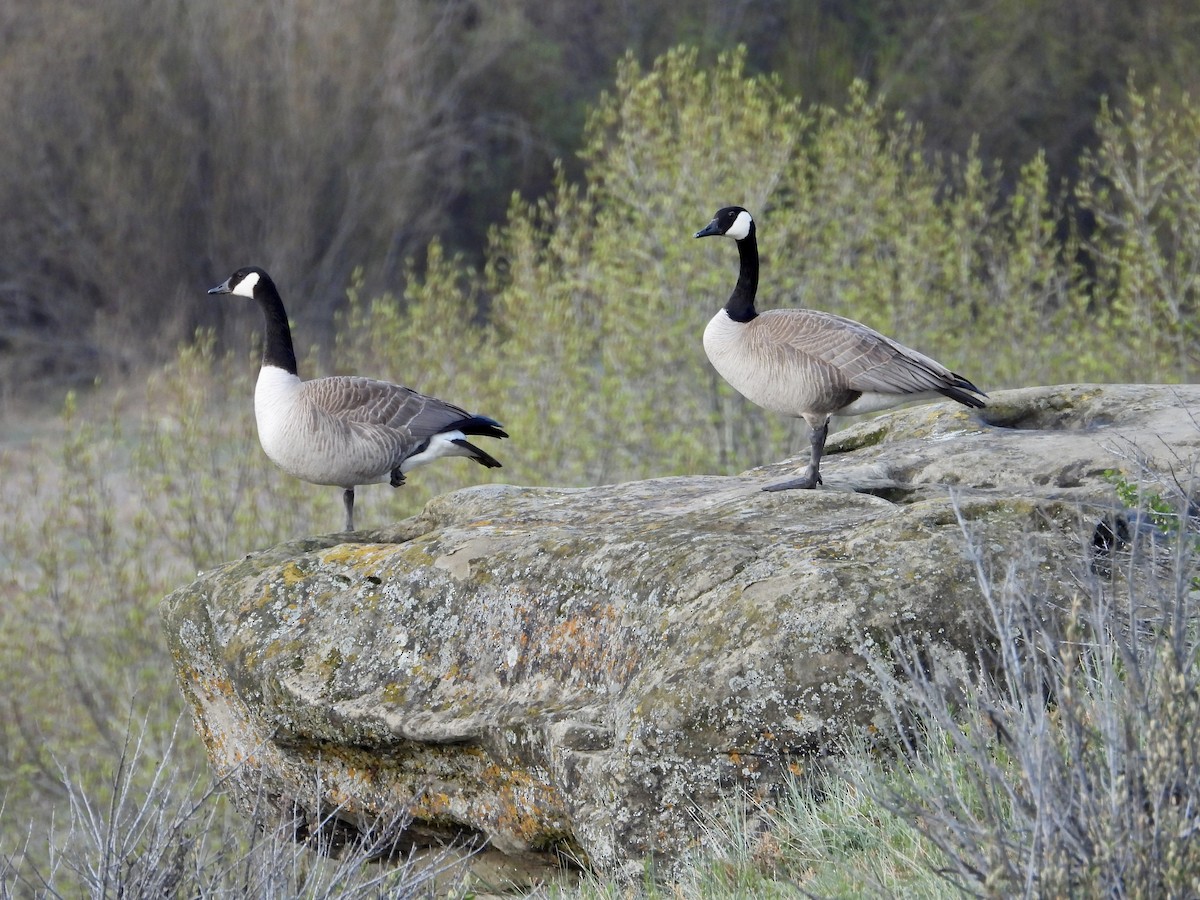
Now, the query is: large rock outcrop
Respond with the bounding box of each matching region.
[160,384,1200,880]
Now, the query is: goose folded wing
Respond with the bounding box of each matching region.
[764,310,966,396]
[306,376,472,433]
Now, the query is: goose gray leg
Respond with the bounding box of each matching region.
[343,488,355,531]
[764,419,829,492]
[390,468,406,488]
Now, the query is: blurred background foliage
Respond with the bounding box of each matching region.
[4,0,1200,891]
[1,0,1198,397]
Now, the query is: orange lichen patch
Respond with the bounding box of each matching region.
[413,788,453,813]
[342,765,379,786]
[476,764,568,840]
[388,758,570,847]
[180,668,239,709]
[180,678,577,859]
[327,785,358,810]
[547,610,612,646]
[553,619,581,641]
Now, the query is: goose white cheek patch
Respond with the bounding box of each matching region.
[726,210,753,240]
[232,271,261,298]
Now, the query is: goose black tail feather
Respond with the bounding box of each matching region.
[450,415,509,440]
[452,438,503,468]
[939,375,988,409]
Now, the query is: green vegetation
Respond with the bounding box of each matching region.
[866,484,1200,897]
[0,720,463,897]
[3,44,1200,896]
[536,746,962,898]
[340,49,1200,485]
[1105,469,1179,534]
[2,0,1198,396]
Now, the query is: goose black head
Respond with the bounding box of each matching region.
[208,266,273,299]
[694,206,754,241]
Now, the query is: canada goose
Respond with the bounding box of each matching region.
[208,266,508,531]
[694,206,986,491]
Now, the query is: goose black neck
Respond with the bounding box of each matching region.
[725,228,759,323]
[257,283,298,375]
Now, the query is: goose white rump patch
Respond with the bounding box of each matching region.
[400,431,473,473]
[838,390,941,415]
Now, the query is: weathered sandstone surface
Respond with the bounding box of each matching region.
[161,384,1200,879]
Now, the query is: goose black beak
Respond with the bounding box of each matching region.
[207,278,232,295]
[694,219,722,239]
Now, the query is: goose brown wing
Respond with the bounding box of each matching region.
[754,309,968,396]
[304,376,470,433]
[300,377,479,475]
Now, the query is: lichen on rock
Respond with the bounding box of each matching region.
[160,384,1200,881]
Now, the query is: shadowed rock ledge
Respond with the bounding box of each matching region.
[160,384,1200,881]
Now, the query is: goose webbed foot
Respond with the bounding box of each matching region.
[763,469,823,492]
[389,468,406,488]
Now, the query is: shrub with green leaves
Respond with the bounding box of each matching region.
[341,49,1200,489]
[1078,80,1200,381]
[867,471,1200,898]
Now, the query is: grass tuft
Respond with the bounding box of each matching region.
[864,470,1200,899]
[0,716,467,898]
